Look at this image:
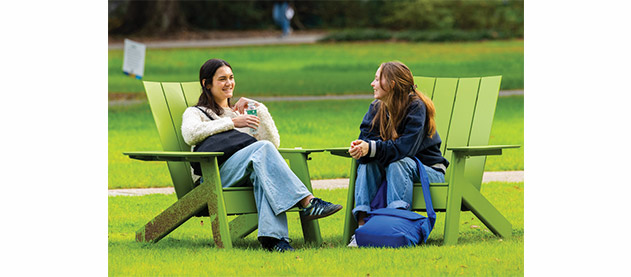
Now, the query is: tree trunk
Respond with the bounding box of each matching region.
[109,0,149,35]
[140,0,188,35]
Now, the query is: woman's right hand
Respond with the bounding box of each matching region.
[349,140,369,160]
[232,114,260,129]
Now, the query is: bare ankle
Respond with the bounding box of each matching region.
[300,195,314,208]
[357,212,367,226]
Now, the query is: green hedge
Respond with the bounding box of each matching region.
[110,0,523,37]
[382,0,524,35]
[320,29,520,42]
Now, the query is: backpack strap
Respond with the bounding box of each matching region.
[413,157,436,230]
[195,106,214,121]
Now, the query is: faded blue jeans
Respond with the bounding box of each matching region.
[352,157,446,220]
[219,140,311,240]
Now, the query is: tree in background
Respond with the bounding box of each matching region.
[108,0,523,38]
[109,0,187,35]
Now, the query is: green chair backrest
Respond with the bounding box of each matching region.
[414,76,502,189]
[143,81,203,199]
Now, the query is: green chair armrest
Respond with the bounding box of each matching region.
[447,145,520,157]
[125,148,325,163]
[277,147,326,155]
[322,145,520,159]
[323,147,351,158]
[123,151,223,162]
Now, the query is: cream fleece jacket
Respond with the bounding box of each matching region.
[181,103,280,149]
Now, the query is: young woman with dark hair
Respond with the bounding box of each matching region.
[346,61,449,247]
[181,58,342,252]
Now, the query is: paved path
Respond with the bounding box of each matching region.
[108,171,523,196]
[109,34,325,50]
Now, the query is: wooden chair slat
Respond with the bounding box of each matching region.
[143,82,179,152]
[465,76,502,190]
[181,81,201,107]
[442,78,480,182]
[414,76,436,99]
[161,82,190,152]
[430,78,459,155]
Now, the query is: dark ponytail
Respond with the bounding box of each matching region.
[197,58,232,116]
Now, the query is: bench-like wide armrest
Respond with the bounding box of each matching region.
[277,148,326,155]
[447,145,520,157]
[325,147,351,158]
[125,147,325,163]
[123,151,223,162]
[320,145,519,159]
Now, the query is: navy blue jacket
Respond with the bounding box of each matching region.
[357,98,449,170]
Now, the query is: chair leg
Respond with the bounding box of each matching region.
[443,187,463,245]
[443,153,512,245]
[282,152,323,246]
[443,153,466,245]
[207,202,232,248]
[461,182,512,239]
[342,159,358,245]
[229,214,258,240]
[299,213,322,246]
[135,182,212,243]
[200,159,233,249]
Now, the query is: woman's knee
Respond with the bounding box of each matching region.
[253,140,287,165]
[254,140,274,148]
[250,140,276,153]
[358,160,381,173]
[386,157,415,173]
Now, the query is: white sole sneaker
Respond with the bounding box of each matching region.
[347,234,358,247]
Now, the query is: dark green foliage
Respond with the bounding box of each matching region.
[109,0,523,37]
[321,29,519,42]
[383,0,524,35]
[180,1,270,30]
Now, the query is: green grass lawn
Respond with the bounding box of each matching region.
[109,182,523,275]
[108,96,523,189]
[108,40,524,95]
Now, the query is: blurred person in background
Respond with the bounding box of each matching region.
[273,1,294,37]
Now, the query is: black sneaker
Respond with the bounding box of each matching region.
[300,198,343,220]
[259,237,295,252]
[271,239,294,252]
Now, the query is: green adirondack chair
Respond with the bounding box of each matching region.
[328,75,519,245]
[123,81,324,248]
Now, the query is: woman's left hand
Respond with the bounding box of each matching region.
[233,97,259,114]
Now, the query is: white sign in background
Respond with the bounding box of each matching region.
[122,39,146,79]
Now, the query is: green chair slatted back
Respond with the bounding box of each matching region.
[143,81,201,199]
[413,76,502,189]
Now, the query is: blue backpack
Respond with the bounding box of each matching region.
[355,157,436,247]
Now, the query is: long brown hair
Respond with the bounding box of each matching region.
[371,61,437,140]
[196,58,232,116]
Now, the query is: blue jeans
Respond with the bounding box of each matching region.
[273,2,290,36]
[219,140,311,240]
[352,157,445,220]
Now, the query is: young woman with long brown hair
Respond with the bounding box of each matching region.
[347,61,449,247]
